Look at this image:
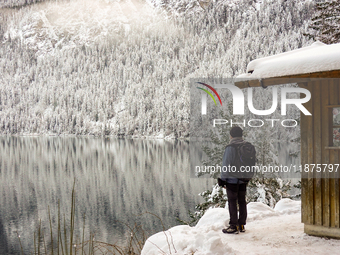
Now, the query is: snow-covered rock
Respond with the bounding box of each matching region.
[274,198,301,214]
[141,224,235,255]
[196,208,229,230]
[247,202,278,221]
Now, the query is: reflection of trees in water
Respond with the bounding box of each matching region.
[0,137,213,252]
[276,141,301,196]
[277,141,301,179]
[0,217,9,254]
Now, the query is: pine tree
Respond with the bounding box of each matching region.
[0,0,314,136]
[305,0,340,44]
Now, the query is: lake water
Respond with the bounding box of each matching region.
[0,137,214,254]
[0,137,300,254]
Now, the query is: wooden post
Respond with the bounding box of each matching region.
[321,79,330,227]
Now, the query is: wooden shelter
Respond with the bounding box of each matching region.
[235,41,340,238]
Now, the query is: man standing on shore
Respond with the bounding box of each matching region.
[221,126,248,234]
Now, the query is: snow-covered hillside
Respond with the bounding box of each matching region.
[146,0,254,15]
[142,199,340,255]
[4,0,157,55]
[0,0,314,137]
[146,0,206,15]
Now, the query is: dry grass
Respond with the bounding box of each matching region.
[17,180,147,255]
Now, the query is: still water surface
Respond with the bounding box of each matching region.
[0,137,214,254]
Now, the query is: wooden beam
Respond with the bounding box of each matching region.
[235,70,340,88]
[329,79,339,228]
[336,78,340,228]
[300,81,310,224]
[305,224,340,239]
[322,80,330,227]
[314,81,323,226]
[307,82,315,225]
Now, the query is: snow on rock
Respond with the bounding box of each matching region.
[274,198,301,214]
[141,224,235,255]
[196,208,229,230]
[237,41,340,80]
[142,199,340,255]
[247,202,278,221]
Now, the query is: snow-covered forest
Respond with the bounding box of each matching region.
[0,0,314,137]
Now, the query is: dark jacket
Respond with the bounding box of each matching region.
[221,137,245,184]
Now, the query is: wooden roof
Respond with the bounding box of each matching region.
[235,69,340,88]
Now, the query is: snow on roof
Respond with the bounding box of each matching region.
[237,41,340,80]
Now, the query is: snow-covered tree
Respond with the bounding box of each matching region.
[305,0,340,44]
[0,0,314,137]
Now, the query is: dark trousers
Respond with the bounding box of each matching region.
[226,183,247,226]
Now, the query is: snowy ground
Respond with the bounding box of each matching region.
[141,199,340,255]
